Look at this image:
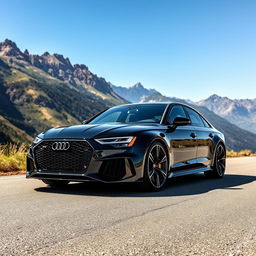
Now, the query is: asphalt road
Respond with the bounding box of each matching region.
[1,157,256,256]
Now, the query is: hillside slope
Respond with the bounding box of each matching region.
[0,57,111,143]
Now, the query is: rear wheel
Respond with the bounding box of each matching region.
[143,141,169,191]
[205,143,226,178]
[42,179,70,188]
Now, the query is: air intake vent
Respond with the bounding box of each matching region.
[99,159,126,181]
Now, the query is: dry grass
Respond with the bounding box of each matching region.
[227,149,256,158]
[0,144,27,175]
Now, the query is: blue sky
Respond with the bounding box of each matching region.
[1,0,256,101]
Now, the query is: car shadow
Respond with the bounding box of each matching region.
[34,173,256,198]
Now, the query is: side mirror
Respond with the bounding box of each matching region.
[173,117,191,126]
[82,120,87,124]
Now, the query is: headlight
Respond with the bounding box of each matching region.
[33,136,42,144]
[95,136,137,147]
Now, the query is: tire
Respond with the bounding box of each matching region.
[143,141,169,191]
[204,143,226,178]
[42,179,70,188]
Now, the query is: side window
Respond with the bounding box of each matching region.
[167,105,187,124]
[185,107,205,127]
[201,116,211,128]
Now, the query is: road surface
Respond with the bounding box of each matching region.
[1,157,256,256]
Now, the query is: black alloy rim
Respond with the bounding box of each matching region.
[147,144,168,188]
[216,145,226,176]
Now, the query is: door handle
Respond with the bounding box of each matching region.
[190,132,197,138]
[209,133,213,138]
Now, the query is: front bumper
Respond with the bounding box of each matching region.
[26,139,145,183]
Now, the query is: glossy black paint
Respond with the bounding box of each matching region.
[26,103,225,183]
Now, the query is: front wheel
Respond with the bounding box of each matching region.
[143,141,169,191]
[42,179,70,188]
[205,143,226,178]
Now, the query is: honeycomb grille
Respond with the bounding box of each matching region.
[34,140,93,173]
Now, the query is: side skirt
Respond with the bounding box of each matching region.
[168,167,212,178]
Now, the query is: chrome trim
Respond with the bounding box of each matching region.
[52,141,70,151]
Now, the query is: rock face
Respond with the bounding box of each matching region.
[197,94,256,133]
[111,82,157,103]
[0,39,122,99]
[0,39,26,59]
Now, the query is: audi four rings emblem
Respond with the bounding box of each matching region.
[52,142,70,151]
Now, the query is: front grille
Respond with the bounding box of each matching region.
[34,140,93,173]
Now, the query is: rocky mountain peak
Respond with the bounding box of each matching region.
[0,39,126,103]
[42,51,50,56]
[1,39,18,48]
[197,94,256,133]
[73,64,89,70]
[24,49,29,55]
[132,82,143,89]
[208,94,220,100]
[111,82,158,103]
[0,39,24,59]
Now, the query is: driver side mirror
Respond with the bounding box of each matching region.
[82,120,87,124]
[173,117,191,126]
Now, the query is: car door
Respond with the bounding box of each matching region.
[165,105,197,171]
[184,107,213,168]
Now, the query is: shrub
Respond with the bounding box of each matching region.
[227,149,256,158]
[0,144,27,174]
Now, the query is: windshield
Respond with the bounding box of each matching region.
[89,104,167,124]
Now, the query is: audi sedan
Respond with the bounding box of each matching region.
[26,103,226,191]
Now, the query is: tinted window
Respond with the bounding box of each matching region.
[93,111,122,123]
[89,104,167,124]
[185,107,205,127]
[167,105,187,124]
[201,117,211,128]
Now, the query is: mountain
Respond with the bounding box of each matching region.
[0,39,126,105]
[197,94,256,134]
[0,39,255,152]
[141,92,256,152]
[111,82,157,103]
[0,39,127,144]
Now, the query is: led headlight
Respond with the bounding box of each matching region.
[33,136,42,144]
[95,136,137,147]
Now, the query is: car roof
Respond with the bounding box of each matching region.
[116,102,171,107]
[114,102,188,108]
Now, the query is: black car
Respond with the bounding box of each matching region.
[27,103,226,191]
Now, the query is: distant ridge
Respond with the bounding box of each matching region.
[111,82,157,103]
[197,94,256,134]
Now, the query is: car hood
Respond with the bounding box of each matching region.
[40,123,162,139]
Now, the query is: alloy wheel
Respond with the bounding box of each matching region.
[147,143,168,189]
[215,144,226,176]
